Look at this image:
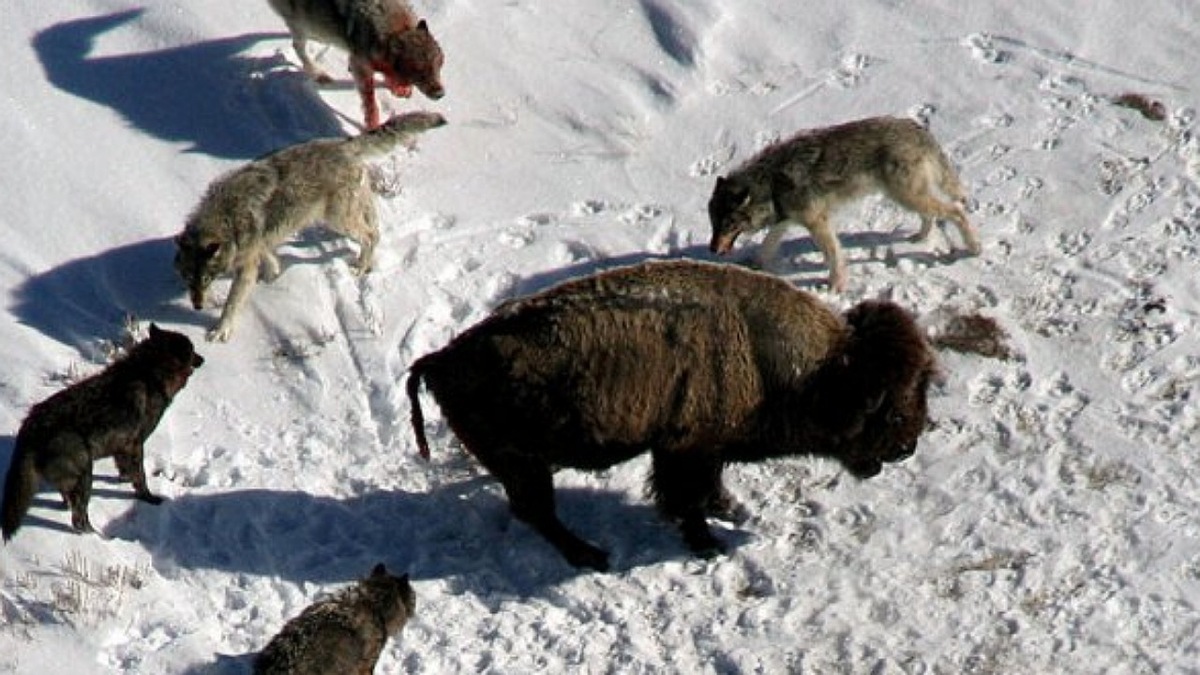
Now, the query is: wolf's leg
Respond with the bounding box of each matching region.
[650,449,727,557]
[208,263,260,342]
[804,210,846,292]
[57,463,95,535]
[756,223,788,270]
[349,57,382,129]
[114,449,163,505]
[289,30,333,83]
[893,190,981,255]
[260,250,282,282]
[327,184,379,274]
[36,435,93,531]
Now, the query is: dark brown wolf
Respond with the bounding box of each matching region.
[255,563,416,675]
[2,325,203,540]
[267,0,446,129]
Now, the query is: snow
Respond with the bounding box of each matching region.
[2,1,1198,672]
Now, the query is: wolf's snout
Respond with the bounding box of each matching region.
[188,289,205,311]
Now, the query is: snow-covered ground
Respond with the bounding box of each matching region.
[2,1,1198,672]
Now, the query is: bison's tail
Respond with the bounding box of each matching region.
[2,434,38,542]
[406,358,432,461]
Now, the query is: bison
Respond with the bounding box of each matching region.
[407,260,937,571]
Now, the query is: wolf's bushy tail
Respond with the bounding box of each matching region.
[346,111,447,158]
[406,356,433,461]
[2,434,38,541]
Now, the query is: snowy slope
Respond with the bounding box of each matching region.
[2,1,1198,673]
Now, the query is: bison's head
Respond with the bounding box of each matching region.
[838,367,932,479]
[810,300,937,479]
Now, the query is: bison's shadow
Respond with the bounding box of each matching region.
[10,236,203,357]
[103,468,744,593]
[33,9,344,160]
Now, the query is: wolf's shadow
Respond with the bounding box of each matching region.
[9,236,204,357]
[509,228,960,302]
[32,9,345,160]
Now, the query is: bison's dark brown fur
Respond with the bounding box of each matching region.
[407,260,936,570]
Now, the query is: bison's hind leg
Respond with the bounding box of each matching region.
[485,452,611,571]
[649,450,728,557]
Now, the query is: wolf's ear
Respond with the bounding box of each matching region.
[714,176,727,190]
[417,19,429,33]
[149,323,162,338]
[202,242,221,259]
[371,562,388,577]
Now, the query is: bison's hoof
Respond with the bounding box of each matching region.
[681,522,727,558]
[707,492,750,524]
[563,543,611,572]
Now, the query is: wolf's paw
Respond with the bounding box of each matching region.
[206,325,232,343]
[307,68,334,85]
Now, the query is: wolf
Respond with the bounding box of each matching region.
[2,325,203,541]
[255,563,416,675]
[708,115,981,292]
[267,0,446,129]
[174,110,446,342]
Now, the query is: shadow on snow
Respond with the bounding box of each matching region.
[9,236,203,357]
[32,9,345,160]
[100,474,745,591]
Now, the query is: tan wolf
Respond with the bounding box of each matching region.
[2,325,203,541]
[267,0,446,129]
[708,116,981,292]
[174,111,446,342]
[255,563,416,675]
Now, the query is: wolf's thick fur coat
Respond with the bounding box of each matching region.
[174,111,445,342]
[267,0,445,129]
[255,563,415,675]
[2,325,203,540]
[709,116,981,291]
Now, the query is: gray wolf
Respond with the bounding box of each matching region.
[407,260,937,570]
[708,115,981,292]
[267,0,446,129]
[255,563,415,675]
[174,111,446,342]
[2,325,203,540]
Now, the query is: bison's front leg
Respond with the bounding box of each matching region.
[650,450,727,557]
[493,457,611,571]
